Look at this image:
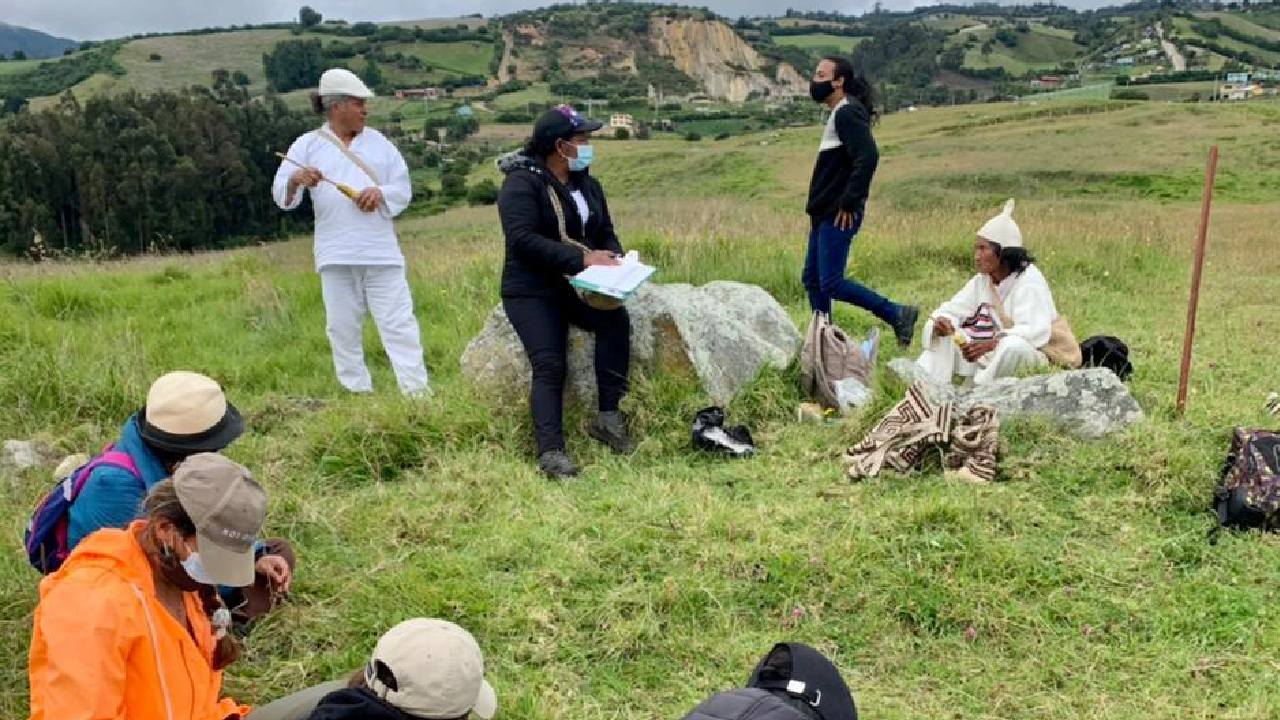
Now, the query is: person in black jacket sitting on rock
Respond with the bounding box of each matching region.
[495,105,634,479]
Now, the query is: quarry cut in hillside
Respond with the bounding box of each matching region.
[650,18,806,102]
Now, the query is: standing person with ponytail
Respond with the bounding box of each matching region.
[803,56,919,347]
[27,454,267,720]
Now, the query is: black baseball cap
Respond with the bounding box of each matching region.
[747,642,858,720]
[531,104,603,153]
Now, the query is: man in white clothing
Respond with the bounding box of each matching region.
[916,199,1071,385]
[272,68,429,396]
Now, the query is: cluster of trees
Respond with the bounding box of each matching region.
[424,115,479,143]
[0,79,313,257]
[851,24,946,90]
[262,39,328,93]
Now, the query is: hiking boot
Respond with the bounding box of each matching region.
[538,450,579,479]
[892,304,920,348]
[587,411,636,455]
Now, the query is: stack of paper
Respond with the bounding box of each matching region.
[570,250,656,301]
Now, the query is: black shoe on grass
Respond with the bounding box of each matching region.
[587,411,637,455]
[893,304,920,348]
[538,450,579,479]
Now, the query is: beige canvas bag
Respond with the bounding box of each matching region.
[986,276,1082,368]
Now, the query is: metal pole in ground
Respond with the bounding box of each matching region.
[1176,145,1219,417]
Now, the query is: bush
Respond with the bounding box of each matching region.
[614,127,630,140]
[1111,88,1150,101]
[441,172,467,200]
[467,179,499,206]
[714,132,731,141]
[148,53,162,62]
[684,131,702,142]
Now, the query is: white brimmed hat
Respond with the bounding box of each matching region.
[366,619,498,719]
[319,68,375,98]
[140,371,243,454]
[977,198,1023,249]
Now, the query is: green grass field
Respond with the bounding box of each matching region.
[957,25,1085,76]
[0,59,44,77]
[1202,11,1280,42]
[1126,81,1219,102]
[920,13,984,33]
[1174,16,1280,67]
[25,29,303,109]
[3,101,1280,719]
[1249,9,1280,32]
[491,82,556,111]
[384,40,495,80]
[773,33,869,54]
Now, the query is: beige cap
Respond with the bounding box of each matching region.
[977,198,1023,249]
[319,67,375,98]
[141,371,243,453]
[172,453,266,588]
[366,619,497,719]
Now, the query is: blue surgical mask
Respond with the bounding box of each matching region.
[181,542,218,586]
[567,143,594,172]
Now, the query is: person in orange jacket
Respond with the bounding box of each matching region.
[28,453,269,720]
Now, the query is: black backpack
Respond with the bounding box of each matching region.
[1213,428,1280,533]
[681,689,816,720]
[1080,335,1133,381]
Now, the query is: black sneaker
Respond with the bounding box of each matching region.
[892,304,920,348]
[538,450,579,479]
[587,411,637,455]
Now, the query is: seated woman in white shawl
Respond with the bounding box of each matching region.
[917,199,1077,385]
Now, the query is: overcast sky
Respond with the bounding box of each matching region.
[3,0,1123,41]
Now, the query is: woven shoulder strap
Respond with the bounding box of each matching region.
[316,128,381,186]
[985,275,1015,329]
[546,186,590,254]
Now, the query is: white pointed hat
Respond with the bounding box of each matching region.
[977,198,1022,249]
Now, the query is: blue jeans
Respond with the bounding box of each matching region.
[801,213,900,324]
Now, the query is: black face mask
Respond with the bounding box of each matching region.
[810,79,835,104]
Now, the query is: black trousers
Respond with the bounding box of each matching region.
[503,291,631,454]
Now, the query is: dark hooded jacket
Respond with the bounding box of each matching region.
[496,151,624,298]
[306,687,415,720]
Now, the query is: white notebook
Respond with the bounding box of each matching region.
[570,251,656,300]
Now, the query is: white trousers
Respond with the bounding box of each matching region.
[916,334,1046,386]
[318,265,429,395]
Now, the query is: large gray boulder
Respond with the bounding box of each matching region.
[461,282,801,407]
[887,358,1144,439]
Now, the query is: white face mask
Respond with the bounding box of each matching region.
[180,541,218,586]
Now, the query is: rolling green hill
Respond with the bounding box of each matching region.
[4,4,1280,117]
[949,23,1086,76]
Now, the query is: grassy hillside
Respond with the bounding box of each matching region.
[1173,15,1280,68]
[2,100,1279,719]
[953,23,1085,76]
[773,33,869,54]
[1203,11,1280,42]
[28,29,297,106]
[385,40,492,76]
